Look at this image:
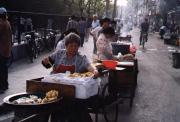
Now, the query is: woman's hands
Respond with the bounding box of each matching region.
[93,69,100,78]
[42,57,53,69]
[42,57,49,64]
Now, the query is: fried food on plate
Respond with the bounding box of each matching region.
[68,72,94,78]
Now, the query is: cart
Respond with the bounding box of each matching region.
[3,60,138,122]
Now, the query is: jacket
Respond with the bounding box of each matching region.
[0,18,12,57]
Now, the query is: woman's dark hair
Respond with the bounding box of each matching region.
[59,28,79,40]
[99,18,111,26]
[102,27,115,36]
[65,33,81,46]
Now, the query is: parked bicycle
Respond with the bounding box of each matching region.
[43,30,56,51]
[25,31,39,63]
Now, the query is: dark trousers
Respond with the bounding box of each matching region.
[80,33,85,47]
[139,32,148,44]
[0,55,8,89]
[93,37,97,54]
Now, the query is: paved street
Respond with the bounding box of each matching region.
[1,28,180,122]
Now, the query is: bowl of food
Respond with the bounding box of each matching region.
[102,60,117,69]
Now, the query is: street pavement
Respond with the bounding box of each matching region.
[1,28,180,122]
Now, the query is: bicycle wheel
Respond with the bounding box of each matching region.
[142,37,145,49]
[102,84,119,122]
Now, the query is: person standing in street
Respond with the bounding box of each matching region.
[91,14,100,30]
[66,15,79,32]
[0,7,12,93]
[90,14,100,54]
[78,17,86,47]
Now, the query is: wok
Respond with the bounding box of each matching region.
[3,92,63,110]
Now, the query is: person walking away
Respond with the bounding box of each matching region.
[66,15,79,32]
[139,18,149,45]
[0,7,12,93]
[78,17,86,47]
[85,18,91,42]
[159,25,167,39]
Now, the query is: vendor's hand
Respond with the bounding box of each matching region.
[42,57,53,69]
[93,70,100,79]
[42,57,49,65]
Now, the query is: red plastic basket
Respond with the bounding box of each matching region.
[102,60,117,69]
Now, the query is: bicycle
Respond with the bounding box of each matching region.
[141,33,148,49]
[25,32,38,63]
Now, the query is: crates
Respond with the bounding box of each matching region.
[111,43,130,55]
[26,77,75,98]
[172,51,180,68]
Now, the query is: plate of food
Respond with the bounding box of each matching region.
[3,90,62,109]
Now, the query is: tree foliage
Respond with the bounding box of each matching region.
[1,0,106,17]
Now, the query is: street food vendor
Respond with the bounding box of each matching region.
[42,32,98,122]
[96,27,115,60]
[42,32,99,76]
[96,27,134,61]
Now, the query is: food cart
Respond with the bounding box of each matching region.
[2,59,138,122]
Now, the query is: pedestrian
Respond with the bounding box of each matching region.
[85,18,91,42]
[91,14,100,30]
[78,17,86,47]
[0,7,12,93]
[66,15,79,32]
[26,17,33,32]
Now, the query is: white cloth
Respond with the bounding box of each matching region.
[91,26,102,40]
[56,39,66,50]
[42,73,104,99]
[91,20,100,29]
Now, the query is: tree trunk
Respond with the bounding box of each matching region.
[79,0,84,17]
[93,0,98,14]
[105,0,110,17]
[112,0,117,19]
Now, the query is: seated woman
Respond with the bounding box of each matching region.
[42,32,98,75]
[42,33,98,122]
[96,27,134,61]
[55,28,79,50]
